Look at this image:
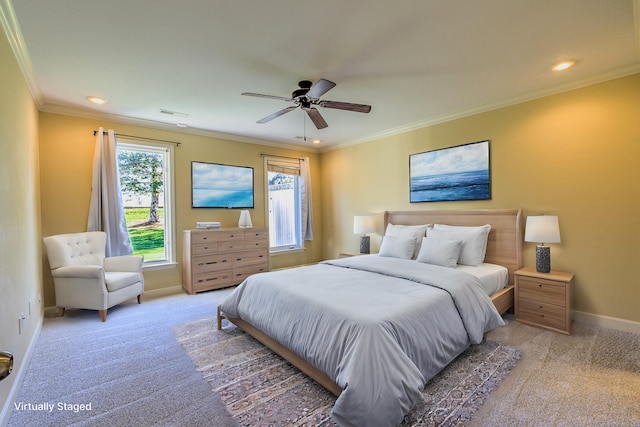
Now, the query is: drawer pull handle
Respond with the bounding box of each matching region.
[539,284,542,287]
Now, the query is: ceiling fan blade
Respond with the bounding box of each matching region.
[257,106,297,124]
[306,108,328,129]
[320,100,371,113]
[306,79,336,99]
[242,92,292,102]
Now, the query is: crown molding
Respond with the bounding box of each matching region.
[322,62,640,153]
[40,103,320,154]
[0,0,44,108]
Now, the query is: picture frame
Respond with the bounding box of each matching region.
[409,140,490,203]
[191,161,254,208]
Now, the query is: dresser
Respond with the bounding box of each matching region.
[514,267,574,335]
[182,227,269,294]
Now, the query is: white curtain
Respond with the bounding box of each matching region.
[87,127,133,256]
[299,157,314,241]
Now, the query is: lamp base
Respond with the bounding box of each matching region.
[359,235,370,254]
[536,245,551,273]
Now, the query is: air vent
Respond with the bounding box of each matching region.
[160,109,189,118]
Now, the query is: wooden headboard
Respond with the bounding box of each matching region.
[384,209,523,285]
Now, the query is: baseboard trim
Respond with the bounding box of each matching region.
[142,285,184,300]
[573,310,640,334]
[0,316,43,427]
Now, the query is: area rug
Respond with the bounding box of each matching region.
[174,318,522,426]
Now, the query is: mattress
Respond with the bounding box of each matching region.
[456,262,509,295]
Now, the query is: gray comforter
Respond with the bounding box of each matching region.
[220,255,505,427]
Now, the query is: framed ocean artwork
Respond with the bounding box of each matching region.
[409,140,490,203]
[191,161,254,208]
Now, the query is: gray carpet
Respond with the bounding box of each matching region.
[471,316,640,426]
[7,290,240,427]
[8,289,640,427]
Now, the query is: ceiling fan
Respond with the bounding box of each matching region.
[242,79,371,129]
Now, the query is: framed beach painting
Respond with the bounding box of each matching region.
[409,140,490,203]
[191,161,254,208]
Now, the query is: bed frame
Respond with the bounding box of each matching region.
[218,208,523,398]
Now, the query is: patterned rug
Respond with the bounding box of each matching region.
[174,318,521,426]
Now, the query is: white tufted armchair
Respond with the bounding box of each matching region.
[43,231,144,322]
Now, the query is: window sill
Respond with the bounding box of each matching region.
[270,248,304,256]
[142,261,178,271]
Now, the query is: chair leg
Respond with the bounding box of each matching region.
[99,310,107,322]
[57,307,65,317]
[137,294,142,304]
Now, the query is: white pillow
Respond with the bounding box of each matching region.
[384,223,430,259]
[416,237,463,268]
[378,235,417,259]
[428,224,491,266]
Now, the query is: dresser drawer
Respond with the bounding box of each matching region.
[217,230,244,242]
[232,263,269,283]
[217,240,245,251]
[243,236,269,249]
[518,277,566,307]
[190,232,218,244]
[518,298,566,331]
[192,253,232,274]
[233,250,268,267]
[192,242,218,256]
[244,229,269,240]
[193,269,233,291]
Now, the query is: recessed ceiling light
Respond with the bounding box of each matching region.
[552,60,576,71]
[86,96,108,105]
[312,139,321,144]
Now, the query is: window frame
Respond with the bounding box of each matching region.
[264,157,303,254]
[117,140,176,269]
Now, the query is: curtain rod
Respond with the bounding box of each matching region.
[260,153,304,161]
[93,131,181,146]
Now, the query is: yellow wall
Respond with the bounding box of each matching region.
[38,113,322,306]
[0,30,42,415]
[320,73,640,323]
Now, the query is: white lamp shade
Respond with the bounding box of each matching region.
[524,215,561,243]
[353,216,376,234]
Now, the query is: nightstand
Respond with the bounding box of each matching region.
[514,267,574,335]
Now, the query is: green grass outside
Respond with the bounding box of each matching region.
[125,207,165,261]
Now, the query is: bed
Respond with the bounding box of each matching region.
[218,208,522,427]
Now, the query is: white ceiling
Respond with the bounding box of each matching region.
[4,0,640,150]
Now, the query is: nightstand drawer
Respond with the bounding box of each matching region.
[518,277,566,307]
[518,298,566,331]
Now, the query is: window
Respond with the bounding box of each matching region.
[266,157,302,252]
[117,141,175,266]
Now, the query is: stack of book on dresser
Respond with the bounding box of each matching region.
[196,221,221,229]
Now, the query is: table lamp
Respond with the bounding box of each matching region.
[353,216,376,254]
[524,215,561,273]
